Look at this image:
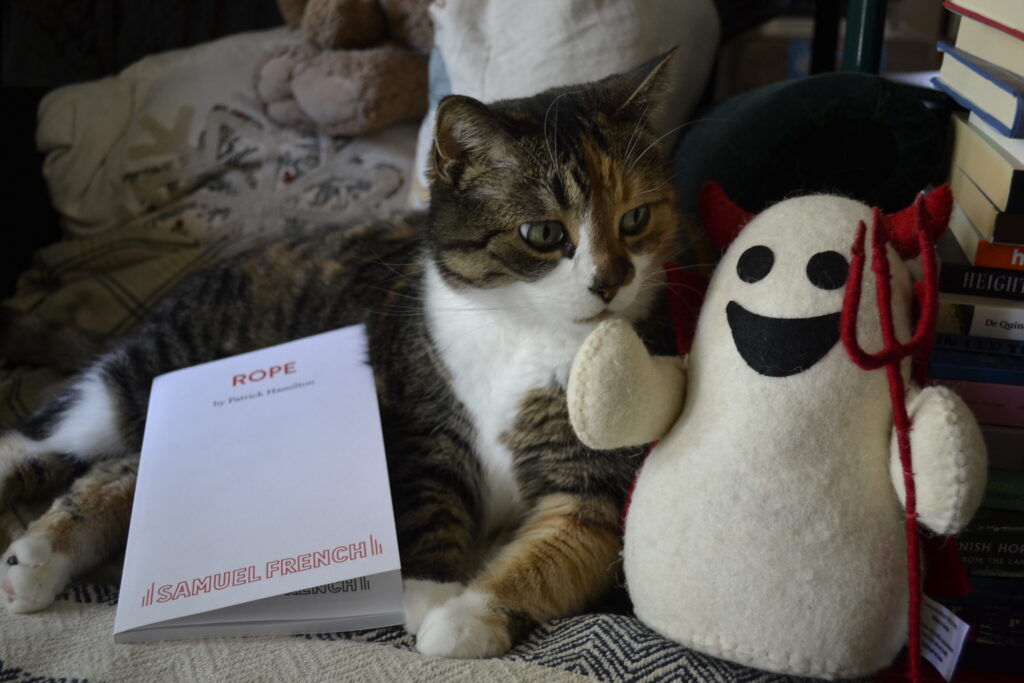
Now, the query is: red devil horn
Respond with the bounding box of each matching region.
[881,184,953,258]
[698,182,754,251]
[921,183,953,239]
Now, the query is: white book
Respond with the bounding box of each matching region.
[114,326,403,642]
[970,111,1024,164]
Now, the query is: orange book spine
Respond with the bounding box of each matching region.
[975,240,1024,271]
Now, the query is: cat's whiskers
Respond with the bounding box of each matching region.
[622,100,653,168]
[358,283,428,305]
[627,114,734,171]
[661,262,720,274]
[635,168,684,198]
[628,122,691,171]
[543,91,581,189]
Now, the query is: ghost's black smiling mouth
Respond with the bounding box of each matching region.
[726,301,842,377]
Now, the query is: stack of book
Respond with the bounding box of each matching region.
[927,5,1024,674]
[928,289,1023,674]
[932,1,1023,272]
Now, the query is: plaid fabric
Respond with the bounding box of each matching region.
[0,223,224,428]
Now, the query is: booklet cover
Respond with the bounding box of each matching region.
[114,326,402,642]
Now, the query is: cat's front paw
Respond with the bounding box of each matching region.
[402,578,465,635]
[0,535,73,613]
[415,589,511,658]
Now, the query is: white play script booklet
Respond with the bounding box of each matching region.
[114,326,402,642]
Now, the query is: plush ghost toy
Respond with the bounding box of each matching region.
[567,185,987,679]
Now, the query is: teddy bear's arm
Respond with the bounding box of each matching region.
[567,319,686,450]
[889,385,988,535]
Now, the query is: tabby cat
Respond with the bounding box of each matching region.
[0,53,685,657]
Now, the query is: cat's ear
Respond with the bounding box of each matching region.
[615,48,676,119]
[432,95,508,186]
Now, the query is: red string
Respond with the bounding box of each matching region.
[840,205,940,683]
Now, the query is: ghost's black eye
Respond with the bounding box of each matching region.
[736,246,774,283]
[806,251,849,290]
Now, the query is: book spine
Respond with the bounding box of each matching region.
[975,240,1024,271]
[937,574,1024,657]
[957,535,1024,578]
[961,575,1024,600]
[948,166,1024,247]
[940,263,1024,301]
[942,1,1024,42]
[935,299,1024,340]
[956,507,1024,579]
[933,42,1024,138]
[932,76,1017,139]
[970,112,1024,167]
[950,113,1024,213]
[943,603,1024,649]
[929,356,1024,387]
[981,424,1024,470]
[983,469,1024,512]
[934,332,1024,357]
[931,378,1024,427]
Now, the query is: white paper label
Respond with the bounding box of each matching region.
[967,303,1024,341]
[920,596,971,682]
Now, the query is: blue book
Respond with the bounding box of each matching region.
[934,331,1024,357]
[933,41,1024,138]
[929,346,1024,385]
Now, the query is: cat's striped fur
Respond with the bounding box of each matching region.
[0,53,687,657]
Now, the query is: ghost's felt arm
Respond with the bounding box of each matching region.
[889,385,988,535]
[567,319,686,450]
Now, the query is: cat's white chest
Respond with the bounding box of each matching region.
[424,265,588,531]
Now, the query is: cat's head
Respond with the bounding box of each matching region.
[427,53,682,328]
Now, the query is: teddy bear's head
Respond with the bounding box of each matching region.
[276,0,433,53]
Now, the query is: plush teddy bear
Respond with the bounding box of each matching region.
[567,184,987,679]
[257,0,433,137]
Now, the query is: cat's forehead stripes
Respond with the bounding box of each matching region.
[575,136,635,284]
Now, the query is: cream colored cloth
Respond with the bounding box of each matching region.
[0,583,812,682]
[0,585,587,683]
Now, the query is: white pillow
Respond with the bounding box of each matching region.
[409,0,720,206]
[37,27,419,240]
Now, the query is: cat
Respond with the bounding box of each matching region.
[0,52,687,657]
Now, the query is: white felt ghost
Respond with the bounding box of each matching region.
[567,186,987,679]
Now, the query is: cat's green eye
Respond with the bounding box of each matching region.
[519,221,566,251]
[620,204,651,236]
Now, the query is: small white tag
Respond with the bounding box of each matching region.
[920,596,971,681]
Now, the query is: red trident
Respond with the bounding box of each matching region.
[840,193,945,683]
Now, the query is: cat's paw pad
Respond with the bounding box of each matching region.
[402,578,465,635]
[415,589,510,658]
[0,535,73,613]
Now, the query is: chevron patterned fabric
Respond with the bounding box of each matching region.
[0,582,846,682]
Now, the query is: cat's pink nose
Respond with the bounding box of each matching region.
[589,285,620,303]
